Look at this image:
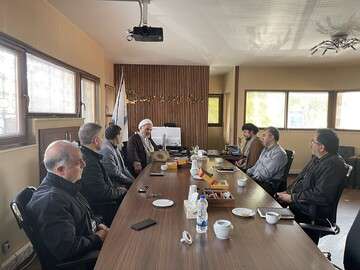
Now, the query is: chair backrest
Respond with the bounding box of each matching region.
[339,146,355,161]
[278,150,295,192]
[10,187,36,231]
[328,163,352,224]
[344,209,360,270]
[10,187,58,270]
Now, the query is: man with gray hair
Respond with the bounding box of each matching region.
[26,140,108,268]
[78,122,127,225]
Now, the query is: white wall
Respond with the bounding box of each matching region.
[0,0,113,263]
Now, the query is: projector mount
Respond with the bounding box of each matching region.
[102,0,162,42]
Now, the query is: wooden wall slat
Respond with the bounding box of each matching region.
[114,64,209,148]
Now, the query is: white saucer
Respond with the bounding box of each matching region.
[152,199,174,208]
[192,175,202,180]
[232,208,255,217]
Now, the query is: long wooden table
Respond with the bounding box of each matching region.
[95,159,334,270]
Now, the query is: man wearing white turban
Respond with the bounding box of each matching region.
[127,119,159,176]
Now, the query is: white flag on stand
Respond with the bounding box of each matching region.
[112,75,128,142]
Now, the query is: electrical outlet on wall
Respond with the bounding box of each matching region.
[1,241,11,255]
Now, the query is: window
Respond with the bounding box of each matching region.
[0,33,103,149]
[245,91,286,128]
[208,94,223,126]
[287,92,328,129]
[336,91,360,130]
[27,53,76,114]
[81,77,96,123]
[0,43,25,145]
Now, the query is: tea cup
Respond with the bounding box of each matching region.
[213,219,234,239]
[265,212,281,225]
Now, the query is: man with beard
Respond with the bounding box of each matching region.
[236,123,264,170]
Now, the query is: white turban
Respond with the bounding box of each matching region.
[138,119,153,130]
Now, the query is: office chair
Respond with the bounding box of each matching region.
[299,164,353,244]
[10,187,98,270]
[278,149,295,192]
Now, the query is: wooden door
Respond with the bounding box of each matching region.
[38,126,80,182]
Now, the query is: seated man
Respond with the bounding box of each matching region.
[276,129,347,243]
[236,123,264,170]
[247,126,288,196]
[100,124,134,189]
[78,123,127,225]
[27,140,108,267]
[127,119,159,176]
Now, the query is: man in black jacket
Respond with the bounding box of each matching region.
[276,129,347,243]
[27,140,108,267]
[78,123,127,225]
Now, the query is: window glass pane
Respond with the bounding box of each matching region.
[81,78,96,123]
[336,92,360,130]
[245,92,285,128]
[0,45,20,137]
[27,54,76,114]
[287,92,328,128]
[208,97,220,124]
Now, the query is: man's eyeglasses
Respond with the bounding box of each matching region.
[311,139,321,145]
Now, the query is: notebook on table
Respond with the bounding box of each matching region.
[257,207,295,220]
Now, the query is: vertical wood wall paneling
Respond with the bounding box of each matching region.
[114,64,209,148]
[233,66,240,144]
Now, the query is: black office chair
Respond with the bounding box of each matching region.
[278,149,295,192]
[10,187,98,270]
[299,164,353,244]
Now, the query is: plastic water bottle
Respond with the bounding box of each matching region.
[196,195,208,233]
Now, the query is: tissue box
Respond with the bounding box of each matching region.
[183,200,197,219]
[200,189,235,208]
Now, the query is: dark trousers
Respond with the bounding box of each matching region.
[255,179,280,197]
[290,206,321,244]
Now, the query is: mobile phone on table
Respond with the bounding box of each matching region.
[130,219,157,231]
[150,172,164,176]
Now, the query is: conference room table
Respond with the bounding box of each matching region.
[95,159,334,270]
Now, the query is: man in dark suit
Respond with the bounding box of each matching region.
[276,129,347,243]
[27,140,108,267]
[127,119,158,176]
[78,122,127,225]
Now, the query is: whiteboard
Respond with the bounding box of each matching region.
[152,127,181,146]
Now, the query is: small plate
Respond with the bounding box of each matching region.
[152,199,174,208]
[232,208,255,217]
[192,175,202,180]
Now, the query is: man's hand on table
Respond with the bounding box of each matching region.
[275,191,292,204]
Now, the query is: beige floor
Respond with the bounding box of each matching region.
[24,187,360,270]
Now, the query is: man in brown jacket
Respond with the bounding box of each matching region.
[236,123,264,170]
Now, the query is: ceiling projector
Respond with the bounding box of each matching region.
[128,25,163,42]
